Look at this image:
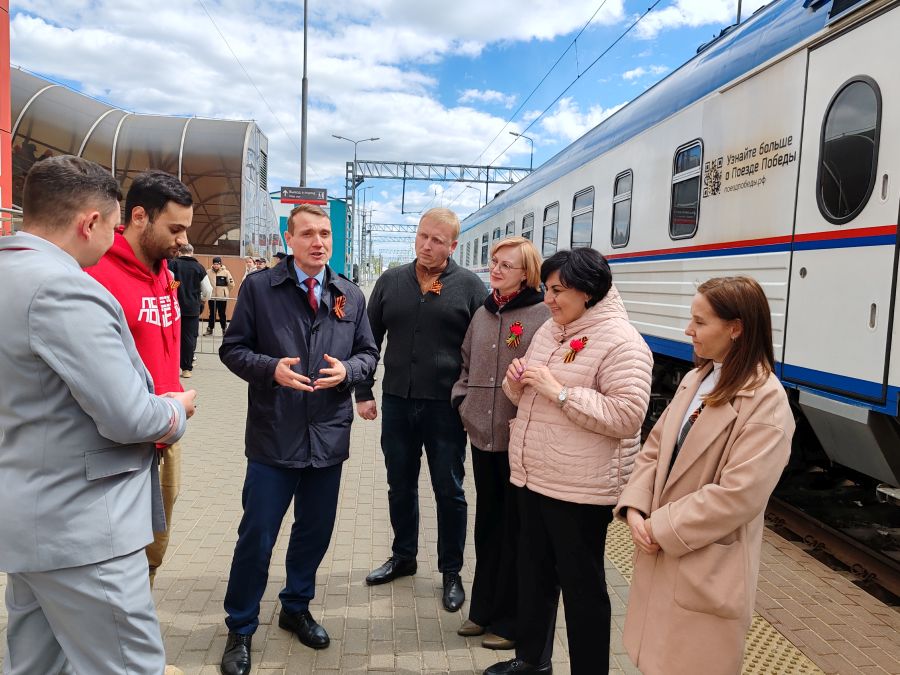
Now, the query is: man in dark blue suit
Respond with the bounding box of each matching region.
[217,204,379,675]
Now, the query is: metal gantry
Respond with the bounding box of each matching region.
[343,160,531,283]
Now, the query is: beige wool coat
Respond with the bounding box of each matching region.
[502,285,653,505]
[614,364,794,675]
[451,290,550,452]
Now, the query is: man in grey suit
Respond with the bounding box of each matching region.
[0,156,197,675]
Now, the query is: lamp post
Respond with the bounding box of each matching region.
[464,185,481,209]
[509,131,534,171]
[332,134,379,275]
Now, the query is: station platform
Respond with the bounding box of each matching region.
[0,346,897,674]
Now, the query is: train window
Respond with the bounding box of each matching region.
[481,233,489,266]
[817,77,881,224]
[505,220,515,236]
[465,241,471,266]
[611,170,633,248]
[670,141,702,239]
[571,188,594,248]
[542,202,559,257]
[492,227,502,242]
[522,213,534,241]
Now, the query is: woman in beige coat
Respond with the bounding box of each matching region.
[485,248,653,675]
[452,236,549,650]
[615,276,795,675]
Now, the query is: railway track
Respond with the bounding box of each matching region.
[766,496,900,604]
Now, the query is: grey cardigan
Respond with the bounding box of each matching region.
[451,288,549,452]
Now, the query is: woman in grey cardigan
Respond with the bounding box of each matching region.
[451,236,549,650]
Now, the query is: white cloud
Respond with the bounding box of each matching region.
[538,97,627,143]
[636,0,770,39]
[622,64,670,81]
[458,89,517,108]
[9,0,663,228]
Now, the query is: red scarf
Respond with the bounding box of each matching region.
[492,287,522,309]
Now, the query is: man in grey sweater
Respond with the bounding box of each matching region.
[356,208,486,612]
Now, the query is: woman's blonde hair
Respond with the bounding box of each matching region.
[491,236,542,291]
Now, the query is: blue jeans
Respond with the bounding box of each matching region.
[380,394,467,573]
[224,460,342,634]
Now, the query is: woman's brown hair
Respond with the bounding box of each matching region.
[696,276,775,406]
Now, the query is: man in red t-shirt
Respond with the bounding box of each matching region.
[87,169,194,586]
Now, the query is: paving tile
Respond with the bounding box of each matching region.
[2,347,898,674]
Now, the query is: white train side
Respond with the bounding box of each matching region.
[458,0,900,490]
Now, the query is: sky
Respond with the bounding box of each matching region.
[9,0,769,258]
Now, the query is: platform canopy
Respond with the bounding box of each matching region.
[10,68,277,255]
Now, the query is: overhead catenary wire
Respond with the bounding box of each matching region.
[430,0,614,214]
[447,0,663,209]
[197,0,324,182]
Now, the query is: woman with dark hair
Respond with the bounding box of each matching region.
[485,248,653,675]
[615,276,794,675]
[452,236,549,651]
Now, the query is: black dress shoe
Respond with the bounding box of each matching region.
[442,572,465,612]
[220,632,252,675]
[278,608,330,649]
[483,658,552,674]
[365,556,417,585]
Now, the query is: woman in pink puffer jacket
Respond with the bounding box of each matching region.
[484,248,652,675]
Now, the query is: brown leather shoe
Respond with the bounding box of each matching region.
[457,618,485,636]
[482,633,516,650]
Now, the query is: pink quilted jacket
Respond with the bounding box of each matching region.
[502,285,653,505]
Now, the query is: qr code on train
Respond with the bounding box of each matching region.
[703,157,723,197]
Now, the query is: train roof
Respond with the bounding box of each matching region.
[460,0,833,234]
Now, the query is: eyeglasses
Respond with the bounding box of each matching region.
[489,258,524,273]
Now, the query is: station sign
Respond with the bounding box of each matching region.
[281,186,327,205]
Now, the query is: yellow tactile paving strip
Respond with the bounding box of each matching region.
[605,519,825,674]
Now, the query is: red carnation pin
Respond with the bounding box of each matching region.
[563,336,588,363]
[505,321,524,348]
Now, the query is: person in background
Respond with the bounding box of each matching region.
[357,207,486,613]
[169,243,212,378]
[87,169,195,586]
[486,248,652,675]
[217,204,379,675]
[242,255,256,281]
[451,236,549,651]
[205,256,234,335]
[0,155,194,675]
[615,276,794,675]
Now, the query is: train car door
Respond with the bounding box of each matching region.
[784,6,900,405]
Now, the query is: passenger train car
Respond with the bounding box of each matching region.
[457,0,900,491]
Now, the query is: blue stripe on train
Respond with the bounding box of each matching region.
[640,334,900,416]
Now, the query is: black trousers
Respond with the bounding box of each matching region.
[207,300,227,332]
[516,487,613,675]
[180,315,199,371]
[469,447,518,639]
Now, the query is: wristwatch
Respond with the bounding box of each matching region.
[557,386,568,407]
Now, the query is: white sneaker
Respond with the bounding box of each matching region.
[180,370,192,378]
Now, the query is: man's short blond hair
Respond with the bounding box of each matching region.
[288,203,329,234]
[420,207,460,241]
[491,236,543,290]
